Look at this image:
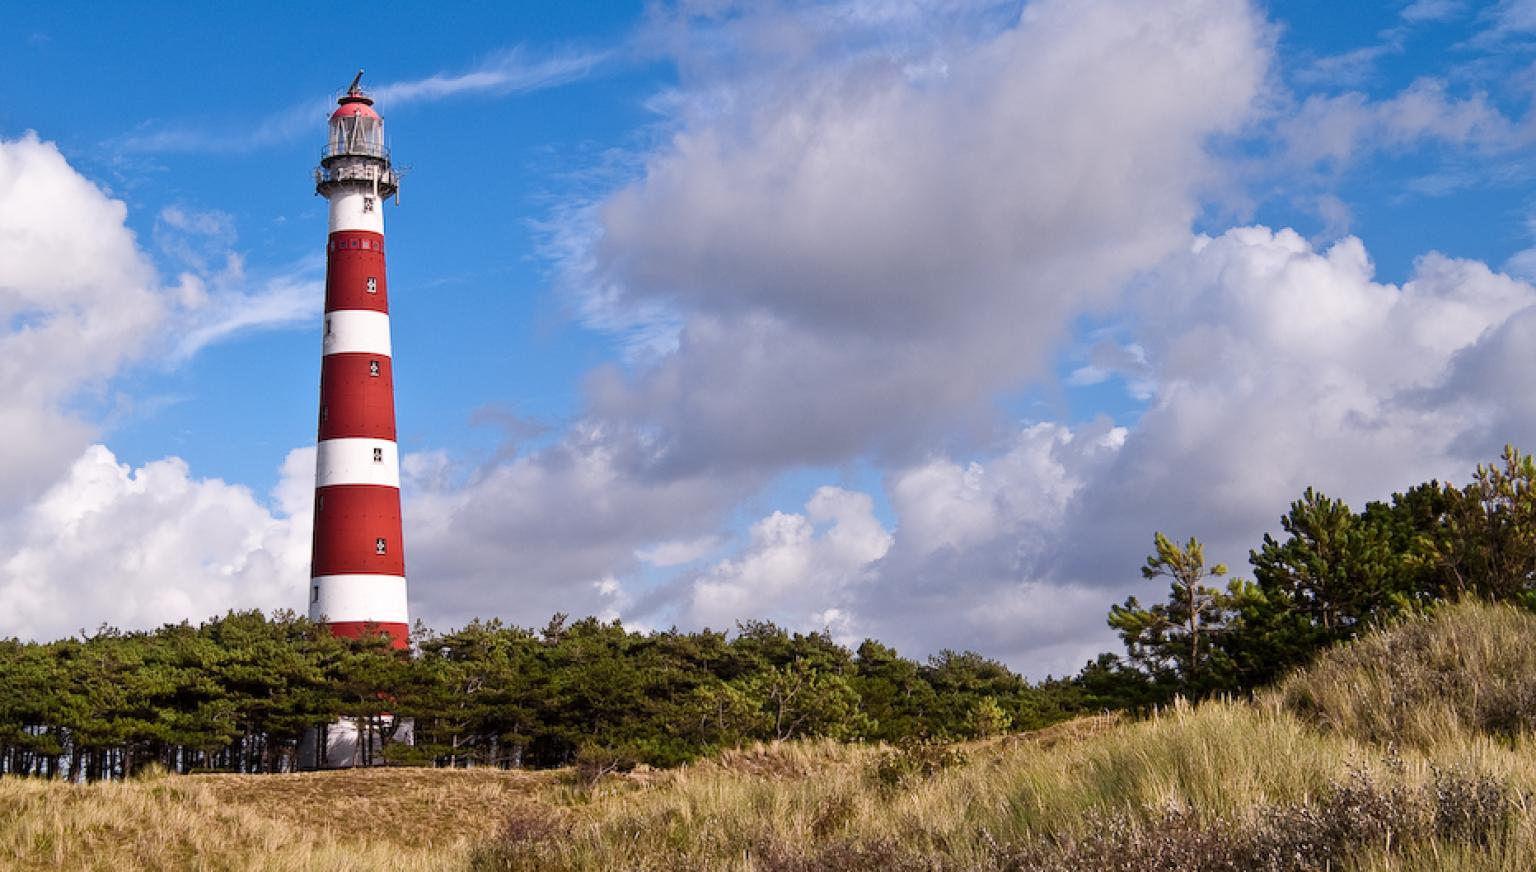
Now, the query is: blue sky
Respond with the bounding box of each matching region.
[5,0,1536,675]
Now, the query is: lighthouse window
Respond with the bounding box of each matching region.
[320,405,328,422]
[368,359,380,377]
[373,447,384,463]
[311,585,319,604]
[363,196,376,212]
[350,239,360,249]
[317,495,325,511]
[366,276,377,294]
[375,537,387,555]
[325,318,332,336]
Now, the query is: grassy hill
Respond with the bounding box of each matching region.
[6,600,1536,871]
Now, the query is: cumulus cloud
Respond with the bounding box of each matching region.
[567,0,1271,473]
[1064,227,1535,571]
[0,134,165,509]
[0,445,312,642]
[684,486,892,633]
[401,424,758,632]
[641,226,1536,677]
[643,420,1124,673]
[0,137,327,642]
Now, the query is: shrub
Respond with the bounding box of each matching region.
[871,737,968,790]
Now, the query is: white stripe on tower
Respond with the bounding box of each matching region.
[328,191,384,234]
[322,310,393,356]
[315,438,401,488]
[310,575,409,623]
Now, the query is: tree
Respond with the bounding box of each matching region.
[1108,533,1239,697]
[850,640,940,740]
[1250,488,1395,634]
[967,697,1011,738]
[1427,446,1536,604]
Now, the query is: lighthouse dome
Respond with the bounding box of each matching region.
[331,100,378,121]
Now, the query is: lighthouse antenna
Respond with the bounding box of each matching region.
[348,69,365,95]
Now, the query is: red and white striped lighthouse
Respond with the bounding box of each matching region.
[308,72,408,650]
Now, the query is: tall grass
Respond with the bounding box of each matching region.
[473,601,1536,871]
[0,768,549,871]
[471,704,1506,869]
[1275,600,1536,748]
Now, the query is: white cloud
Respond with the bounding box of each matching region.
[375,47,608,105]
[401,423,755,632]
[0,136,329,642]
[1476,0,1536,41]
[1050,228,1535,591]
[119,47,609,154]
[570,0,1271,474]
[636,535,723,567]
[1281,78,1527,167]
[0,134,166,509]
[1402,0,1466,23]
[0,445,311,642]
[665,226,1536,677]
[685,486,892,633]
[171,268,320,361]
[152,206,323,362]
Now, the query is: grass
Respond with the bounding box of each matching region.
[1274,600,1536,748]
[0,767,559,871]
[479,703,1536,870]
[7,600,1536,870]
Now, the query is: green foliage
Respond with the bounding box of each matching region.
[1098,445,1536,710]
[967,696,1011,738]
[0,612,1078,779]
[1108,533,1242,699]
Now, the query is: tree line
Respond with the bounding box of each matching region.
[6,446,1536,780]
[0,610,1085,780]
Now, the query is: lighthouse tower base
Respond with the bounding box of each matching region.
[299,717,415,770]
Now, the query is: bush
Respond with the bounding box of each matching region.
[871,737,968,791]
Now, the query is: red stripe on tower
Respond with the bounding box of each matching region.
[308,72,408,651]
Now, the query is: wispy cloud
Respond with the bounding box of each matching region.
[171,269,321,361]
[375,47,607,105]
[1401,0,1467,23]
[117,45,610,154]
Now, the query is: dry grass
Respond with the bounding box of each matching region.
[471,702,1536,871]
[1274,600,1536,748]
[0,766,557,871]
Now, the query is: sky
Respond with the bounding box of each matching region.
[4,0,1536,677]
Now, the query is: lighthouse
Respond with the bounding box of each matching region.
[309,72,408,647]
[301,72,410,768]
